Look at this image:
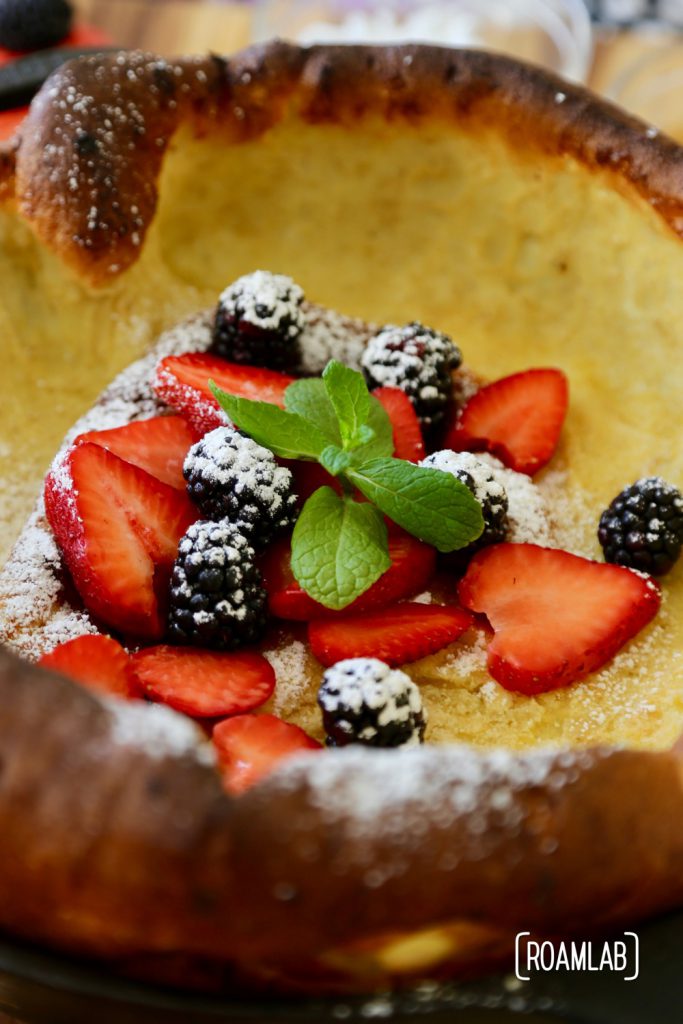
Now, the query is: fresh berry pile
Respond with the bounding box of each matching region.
[39,270,678,793]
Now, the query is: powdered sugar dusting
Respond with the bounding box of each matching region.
[476,454,552,545]
[276,744,606,862]
[265,640,315,714]
[298,302,376,375]
[219,271,304,336]
[0,314,213,661]
[104,697,216,766]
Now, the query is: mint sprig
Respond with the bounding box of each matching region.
[210,360,484,610]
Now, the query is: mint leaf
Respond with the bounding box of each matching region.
[320,445,354,477]
[291,488,390,610]
[284,378,342,446]
[348,458,484,553]
[348,395,394,463]
[322,360,371,449]
[210,384,328,460]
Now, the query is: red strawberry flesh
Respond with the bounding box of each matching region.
[74,416,195,490]
[213,713,321,794]
[130,646,276,718]
[44,443,196,639]
[458,543,661,694]
[39,634,137,700]
[154,353,296,435]
[261,529,436,621]
[373,387,425,462]
[309,602,473,667]
[445,368,568,475]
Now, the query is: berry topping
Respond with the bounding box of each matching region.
[318,658,426,748]
[459,543,661,694]
[0,0,73,52]
[44,443,197,640]
[309,603,473,667]
[261,528,436,621]
[183,427,298,546]
[75,416,195,491]
[130,646,275,719]
[598,477,683,576]
[361,322,462,430]
[38,635,137,700]
[372,386,425,461]
[420,450,509,549]
[445,368,568,475]
[168,520,268,650]
[154,352,296,435]
[213,714,322,795]
[212,271,305,371]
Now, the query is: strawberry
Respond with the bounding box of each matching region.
[309,602,473,667]
[213,713,322,794]
[38,634,138,700]
[261,528,436,621]
[458,543,661,694]
[154,352,296,435]
[130,646,276,718]
[74,416,195,491]
[44,443,197,639]
[373,386,425,461]
[445,368,568,475]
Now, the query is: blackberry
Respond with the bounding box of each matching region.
[421,450,509,549]
[361,322,462,430]
[598,477,683,576]
[168,520,268,649]
[212,271,305,371]
[318,658,426,748]
[0,0,72,51]
[184,427,297,546]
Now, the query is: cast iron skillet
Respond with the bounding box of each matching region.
[0,910,680,1024]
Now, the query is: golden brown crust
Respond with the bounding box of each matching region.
[9,43,683,284]
[1,644,682,992]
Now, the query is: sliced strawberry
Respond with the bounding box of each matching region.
[373,387,425,461]
[130,646,275,718]
[154,353,296,435]
[38,634,138,699]
[213,713,322,794]
[458,543,661,694]
[309,602,473,667]
[445,368,568,475]
[261,529,436,621]
[44,443,197,639]
[74,416,195,491]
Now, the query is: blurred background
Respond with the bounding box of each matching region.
[4,1,683,141]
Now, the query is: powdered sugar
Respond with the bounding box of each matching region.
[218,271,304,336]
[476,454,552,545]
[104,697,216,766]
[298,302,376,375]
[421,450,507,516]
[320,658,425,747]
[265,640,315,715]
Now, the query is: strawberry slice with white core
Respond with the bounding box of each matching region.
[44,443,197,639]
[213,713,322,794]
[373,386,425,462]
[38,634,137,700]
[445,368,569,475]
[154,352,296,435]
[458,543,661,694]
[309,603,473,667]
[74,416,195,490]
[130,646,276,718]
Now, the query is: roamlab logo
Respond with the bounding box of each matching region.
[515,932,639,982]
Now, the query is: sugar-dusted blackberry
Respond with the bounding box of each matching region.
[212,271,305,370]
[361,322,462,430]
[184,427,297,546]
[421,450,509,549]
[0,0,72,51]
[168,520,268,649]
[598,477,683,576]
[318,658,426,748]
